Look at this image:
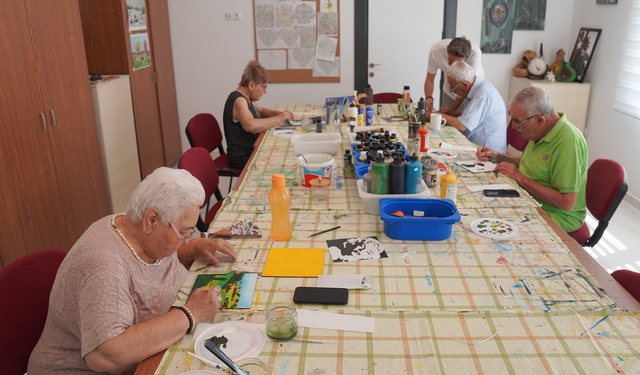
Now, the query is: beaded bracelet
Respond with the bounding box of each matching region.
[174,305,194,334]
[425,96,433,100]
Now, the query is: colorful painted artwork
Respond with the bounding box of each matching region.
[255,4,275,28]
[320,0,337,13]
[278,28,300,49]
[318,12,338,36]
[327,236,388,262]
[480,0,516,54]
[297,25,316,49]
[275,3,295,28]
[315,36,337,61]
[126,0,146,31]
[294,2,316,25]
[470,218,518,239]
[190,273,258,309]
[130,33,151,70]
[596,0,617,3]
[513,0,546,30]
[256,28,279,49]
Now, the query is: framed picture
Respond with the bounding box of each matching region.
[596,0,617,4]
[569,28,602,83]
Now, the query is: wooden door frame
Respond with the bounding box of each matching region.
[354,0,457,107]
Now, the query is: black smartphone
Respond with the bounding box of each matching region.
[483,189,520,197]
[293,287,349,305]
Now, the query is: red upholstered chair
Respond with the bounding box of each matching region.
[611,270,640,303]
[568,159,628,247]
[0,248,67,375]
[372,92,404,104]
[185,113,242,194]
[179,147,225,232]
[507,119,528,152]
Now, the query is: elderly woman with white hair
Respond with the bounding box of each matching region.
[28,167,237,375]
[436,60,507,153]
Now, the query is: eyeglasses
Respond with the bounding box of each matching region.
[258,83,267,91]
[451,82,462,92]
[512,114,540,131]
[168,220,195,245]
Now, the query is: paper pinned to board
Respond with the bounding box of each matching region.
[297,309,374,333]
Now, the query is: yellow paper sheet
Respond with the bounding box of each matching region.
[261,248,325,277]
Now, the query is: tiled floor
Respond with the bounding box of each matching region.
[215,176,640,275]
[582,199,640,274]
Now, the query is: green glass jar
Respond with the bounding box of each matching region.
[265,302,298,341]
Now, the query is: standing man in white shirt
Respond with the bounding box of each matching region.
[423,37,484,113]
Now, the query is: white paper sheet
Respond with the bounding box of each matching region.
[297,309,374,333]
[467,184,516,192]
[256,28,279,49]
[438,141,478,152]
[313,56,340,77]
[258,49,287,70]
[315,36,337,62]
[288,49,315,69]
[317,274,374,289]
[455,160,497,173]
[294,1,316,26]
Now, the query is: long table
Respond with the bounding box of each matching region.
[135,104,640,375]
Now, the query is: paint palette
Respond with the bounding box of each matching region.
[470,218,518,239]
[194,321,265,365]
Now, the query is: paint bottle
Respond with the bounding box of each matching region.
[403,86,411,105]
[365,105,374,126]
[364,84,374,105]
[377,100,383,115]
[418,125,430,153]
[357,106,364,127]
[343,149,355,178]
[440,167,458,201]
[346,103,358,123]
[405,153,422,194]
[269,174,291,241]
[371,154,389,195]
[418,97,427,125]
[423,157,438,188]
[397,95,404,112]
[389,156,406,194]
[363,165,373,193]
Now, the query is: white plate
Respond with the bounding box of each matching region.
[194,321,265,365]
[427,149,458,159]
[470,218,518,239]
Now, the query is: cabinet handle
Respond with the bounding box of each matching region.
[157,70,161,82]
[49,109,57,127]
[152,71,157,84]
[40,112,47,130]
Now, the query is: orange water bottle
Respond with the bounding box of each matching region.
[270,174,292,241]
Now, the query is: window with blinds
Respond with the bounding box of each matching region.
[615,2,640,119]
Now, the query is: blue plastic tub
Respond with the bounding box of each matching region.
[379,198,461,241]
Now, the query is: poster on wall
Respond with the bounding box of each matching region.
[513,0,546,30]
[253,0,340,83]
[130,33,151,70]
[480,0,516,54]
[127,0,147,31]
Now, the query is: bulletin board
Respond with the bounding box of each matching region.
[253,0,340,83]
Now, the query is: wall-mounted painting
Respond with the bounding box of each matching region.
[569,28,602,83]
[480,0,516,54]
[596,0,617,4]
[130,33,151,71]
[126,0,147,31]
[514,0,546,30]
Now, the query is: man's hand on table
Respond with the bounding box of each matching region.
[494,162,524,184]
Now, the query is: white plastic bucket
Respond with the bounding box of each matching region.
[296,153,335,187]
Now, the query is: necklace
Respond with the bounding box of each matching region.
[111,214,161,267]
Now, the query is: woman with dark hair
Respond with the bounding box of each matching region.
[223,60,293,168]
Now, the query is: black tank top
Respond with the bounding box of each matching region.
[223,91,259,169]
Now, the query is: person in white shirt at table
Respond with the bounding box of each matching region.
[436,61,507,153]
[423,37,484,112]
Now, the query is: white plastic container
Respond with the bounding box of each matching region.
[290,133,342,156]
[347,125,396,144]
[357,179,430,215]
[296,153,336,187]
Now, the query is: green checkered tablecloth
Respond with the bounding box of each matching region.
[148,104,625,375]
[154,310,640,375]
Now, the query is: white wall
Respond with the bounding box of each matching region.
[456,0,574,103]
[569,1,640,205]
[167,0,354,153]
[167,0,639,203]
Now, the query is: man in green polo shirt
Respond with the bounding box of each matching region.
[476,87,588,233]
